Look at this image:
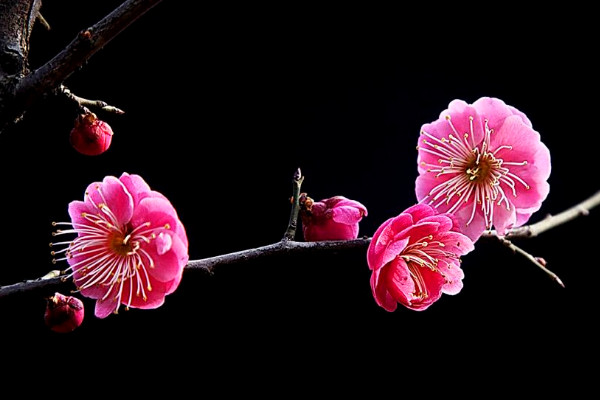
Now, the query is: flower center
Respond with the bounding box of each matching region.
[465,152,494,183]
[108,226,139,257]
[399,234,458,303]
[418,115,530,230]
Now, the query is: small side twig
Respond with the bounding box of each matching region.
[37,13,51,31]
[496,236,565,288]
[282,168,304,241]
[483,190,600,239]
[60,85,125,114]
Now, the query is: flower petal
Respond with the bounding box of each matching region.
[94,297,118,319]
[331,205,365,224]
[87,176,134,226]
[370,268,397,312]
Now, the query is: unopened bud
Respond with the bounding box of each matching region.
[44,292,84,333]
[69,111,113,156]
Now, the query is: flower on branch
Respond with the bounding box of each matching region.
[69,111,114,156]
[44,292,85,333]
[415,97,551,241]
[368,204,474,311]
[300,195,368,241]
[51,173,189,318]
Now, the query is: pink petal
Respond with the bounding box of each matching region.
[438,259,464,295]
[381,258,414,309]
[396,221,440,244]
[156,232,173,255]
[131,197,180,235]
[87,176,134,226]
[143,230,188,282]
[94,297,118,319]
[379,237,410,270]
[452,204,488,242]
[367,214,412,270]
[436,231,475,256]
[331,205,365,224]
[445,100,486,146]
[67,200,94,227]
[403,203,437,223]
[492,203,517,237]
[472,97,516,132]
[415,174,442,204]
[119,172,151,205]
[370,268,397,312]
[412,266,445,310]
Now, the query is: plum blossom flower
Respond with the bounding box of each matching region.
[300,195,368,241]
[367,204,474,311]
[51,173,189,318]
[415,97,551,241]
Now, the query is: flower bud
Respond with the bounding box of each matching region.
[44,292,84,333]
[69,111,113,155]
[300,195,368,241]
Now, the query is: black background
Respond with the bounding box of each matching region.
[0,1,597,393]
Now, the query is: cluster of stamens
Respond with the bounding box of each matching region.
[399,234,460,302]
[417,115,530,229]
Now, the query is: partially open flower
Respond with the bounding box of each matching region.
[69,111,113,156]
[415,97,551,241]
[368,204,474,311]
[51,173,189,318]
[44,292,84,333]
[300,195,368,241]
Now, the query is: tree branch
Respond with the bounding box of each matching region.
[1,189,598,300]
[1,0,162,131]
[482,190,600,239]
[0,239,371,299]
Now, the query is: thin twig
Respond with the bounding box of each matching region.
[37,13,51,31]
[496,236,565,287]
[60,85,125,114]
[482,190,600,238]
[282,168,304,241]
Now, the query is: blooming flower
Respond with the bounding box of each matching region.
[300,195,368,241]
[415,97,551,241]
[367,204,474,311]
[51,173,189,318]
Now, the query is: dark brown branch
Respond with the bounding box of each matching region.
[1,0,162,132]
[0,0,42,78]
[61,84,125,114]
[0,239,372,299]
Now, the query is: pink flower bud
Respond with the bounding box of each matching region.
[300,195,368,241]
[44,292,84,333]
[69,111,113,156]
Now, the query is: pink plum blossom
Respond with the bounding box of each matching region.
[301,195,368,241]
[52,173,189,318]
[415,97,551,241]
[368,204,474,311]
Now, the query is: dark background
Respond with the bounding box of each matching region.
[0,1,596,392]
